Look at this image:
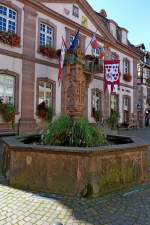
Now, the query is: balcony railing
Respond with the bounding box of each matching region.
[64,53,104,74]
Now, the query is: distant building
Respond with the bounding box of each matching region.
[136,44,150,127]
[0,0,140,134]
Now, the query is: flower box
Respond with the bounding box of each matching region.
[39,45,56,58]
[123,74,132,82]
[0,31,20,47]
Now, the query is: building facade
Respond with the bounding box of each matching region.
[136,44,150,127]
[0,0,140,135]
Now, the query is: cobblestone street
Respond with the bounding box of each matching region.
[0,128,150,225]
[1,183,150,225]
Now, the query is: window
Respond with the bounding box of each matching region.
[123,95,131,124]
[124,97,128,107]
[123,58,130,74]
[0,74,15,104]
[72,5,79,18]
[91,89,102,116]
[40,23,54,47]
[0,5,17,33]
[147,70,150,79]
[38,80,53,107]
[92,47,102,58]
[110,94,119,113]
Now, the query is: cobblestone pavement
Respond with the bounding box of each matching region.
[1,183,150,225]
[0,129,150,225]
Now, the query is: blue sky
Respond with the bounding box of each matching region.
[87,0,150,51]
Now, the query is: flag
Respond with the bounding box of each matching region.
[58,37,66,85]
[104,60,120,94]
[100,43,111,60]
[69,28,80,53]
[90,34,99,49]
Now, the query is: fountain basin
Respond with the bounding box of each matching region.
[2,135,148,197]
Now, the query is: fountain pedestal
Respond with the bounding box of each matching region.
[61,63,93,118]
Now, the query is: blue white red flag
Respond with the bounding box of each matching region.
[69,28,80,53]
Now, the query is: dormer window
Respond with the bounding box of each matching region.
[121,28,128,45]
[123,58,130,74]
[0,5,17,33]
[109,20,117,39]
[40,23,54,47]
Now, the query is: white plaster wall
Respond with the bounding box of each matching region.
[0,0,24,54]
[111,47,134,86]
[35,63,61,118]
[43,3,102,36]
[35,12,104,62]
[87,78,133,124]
[0,54,22,122]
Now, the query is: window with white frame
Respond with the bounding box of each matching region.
[110,94,119,113]
[123,58,130,74]
[91,89,102,114]
[0,74,15,104]
[0,5,17,33]
[40,23,54,47]
[92,48,101,57]
[38,80,53,107]
[123,96,129,110]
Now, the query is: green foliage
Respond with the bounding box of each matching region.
[93,110,102,122]
[45,106,53,122]
[2,103,15,123]
[107,111,120,130]
[0,102,15,127]
[43,115,106,147]
[37,102,53,122]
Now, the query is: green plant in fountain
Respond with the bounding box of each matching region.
[45,106,53,122]
[107,111,120,130]
[43,115,106,147]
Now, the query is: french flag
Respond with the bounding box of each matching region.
[90,34,99,49]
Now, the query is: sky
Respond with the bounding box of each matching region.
[87,0,150,51]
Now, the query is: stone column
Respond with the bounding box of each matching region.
[19,5,37,134]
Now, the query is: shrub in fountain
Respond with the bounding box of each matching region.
[107,111,120,130]
[43,115,106,147]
